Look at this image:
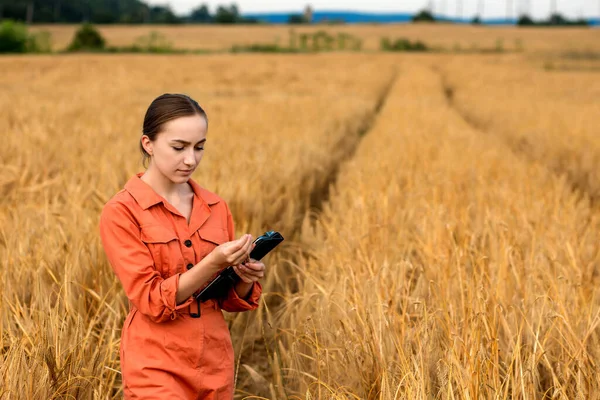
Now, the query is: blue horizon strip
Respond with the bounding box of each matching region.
[242,11,600,26]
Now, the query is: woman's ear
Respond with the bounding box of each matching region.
[141,135,153,156]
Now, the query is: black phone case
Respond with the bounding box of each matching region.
[195,231,284,302]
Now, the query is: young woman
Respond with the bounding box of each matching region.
[99,93,265,399]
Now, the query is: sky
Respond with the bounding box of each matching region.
[145,0,600,20]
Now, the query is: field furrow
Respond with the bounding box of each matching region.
[274,61,600,399]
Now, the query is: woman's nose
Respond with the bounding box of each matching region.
[184,150,196,166]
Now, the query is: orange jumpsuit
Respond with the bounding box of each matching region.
[99,172,262,399]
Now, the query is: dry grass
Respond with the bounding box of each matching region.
[2,25,600,399]
[438,55,600,199]
[0,52,395,398]
[30,24,600,54]
[275,59,600,398]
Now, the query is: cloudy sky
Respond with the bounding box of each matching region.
[145,0,599,20]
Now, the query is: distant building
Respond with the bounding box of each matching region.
[303,5,313,23]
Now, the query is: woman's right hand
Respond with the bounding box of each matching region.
[208,234,254,271]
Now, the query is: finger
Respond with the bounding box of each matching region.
[242,262,265,271]
[233,265,248,278]
[231,243,252,264]
[243,237,253,256]
[238,234,252,248]
[228,235,250,257]
[238,264,264,278]
[234,266,254,283]
[241,270,263,280]
[226,235,249,254]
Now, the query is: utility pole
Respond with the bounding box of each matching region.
[477,0,484,19]
[54,0,62,22]
[26,1,34,24]
[506,0,513,22]
[82,0,89,22]
[550,0,557,16]
[457,0,463,21]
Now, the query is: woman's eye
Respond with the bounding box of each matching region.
[173,147,184,151]
[195,147,204,151]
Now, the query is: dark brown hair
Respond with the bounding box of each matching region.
[140,93,208,167]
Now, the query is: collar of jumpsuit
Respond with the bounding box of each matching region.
[125,171,221,232]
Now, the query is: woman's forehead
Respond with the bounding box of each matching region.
[161,115,207,141]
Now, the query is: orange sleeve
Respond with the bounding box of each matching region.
[99,201,194,323]
[218,204,262,312]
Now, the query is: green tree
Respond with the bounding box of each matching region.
[1,0,155,24]
[412,9,435,22]
[214,4,239,24]
[67,23,105,51]
[517,14,535,25]
[149,5,179,24]
[190,4,211,23]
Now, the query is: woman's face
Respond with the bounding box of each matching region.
[142,114,208,184]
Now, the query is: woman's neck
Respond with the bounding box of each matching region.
[140,167,190,201]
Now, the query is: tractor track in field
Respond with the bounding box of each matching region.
[234,70,399,397]
[305,69,399,221]
[435,67,600,210]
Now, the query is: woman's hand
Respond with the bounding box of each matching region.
[233,259,266,283]
[207,234,253,271]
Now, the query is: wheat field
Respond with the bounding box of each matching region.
[31,24,600,54]
[2,25,600,399]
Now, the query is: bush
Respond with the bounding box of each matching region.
[28,31,52,53]
[230,43,297,53]
[289,30,362,52]
[232,30,363,54]
[381,37,428,52]
[133,31,173,53]
[0,20,28,53]
[68,24,105,52]
[0,20,52,54]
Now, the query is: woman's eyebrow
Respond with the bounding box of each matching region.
[171,139,207,145]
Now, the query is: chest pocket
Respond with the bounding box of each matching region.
[140,224,178,278]
[197,226,229,259]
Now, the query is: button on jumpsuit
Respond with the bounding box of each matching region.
[99,173,262,399]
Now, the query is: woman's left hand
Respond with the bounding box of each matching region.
[233,259,265,283]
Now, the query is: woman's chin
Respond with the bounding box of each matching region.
[171,169,194,181]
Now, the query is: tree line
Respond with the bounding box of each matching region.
[0,1,257,24]
[1,0,592,26]
[413,9,589,26]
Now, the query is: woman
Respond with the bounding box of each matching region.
[99,93,265,399]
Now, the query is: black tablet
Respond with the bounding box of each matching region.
[195,230,284,302]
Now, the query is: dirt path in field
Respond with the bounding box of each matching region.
[235,70,399,397]
[435,67,599,209]
[304,70,399,220]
